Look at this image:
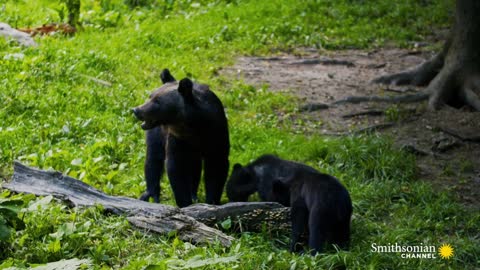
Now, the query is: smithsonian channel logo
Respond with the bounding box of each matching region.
[371,243,454,259]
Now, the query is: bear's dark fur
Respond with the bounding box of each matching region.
[226,154,352,255]
[133,69,229,207]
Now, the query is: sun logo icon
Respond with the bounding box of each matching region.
[438,244,454,259]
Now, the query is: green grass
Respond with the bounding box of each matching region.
[1,0,478,269]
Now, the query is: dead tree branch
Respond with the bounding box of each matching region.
[2,162,291,247]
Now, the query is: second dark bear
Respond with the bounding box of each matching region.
[226,154,352,255]
[133,69,230,207]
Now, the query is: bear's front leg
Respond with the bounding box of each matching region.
[166,135,201,207]
[140,127,166,203]
[290,201,309,253]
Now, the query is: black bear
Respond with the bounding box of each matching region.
[133,69,230,207]
[226,154,352,255]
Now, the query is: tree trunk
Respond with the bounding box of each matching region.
[2,162,291,247]
[374,0,480,111]
[65,0,81,27]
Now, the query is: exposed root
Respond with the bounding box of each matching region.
[342,110,384,118]
[253,57,355,67]
[321,122,395,136]
[354,122,395,133]
[332,92,429,106]
[462,87,480,111]
[400,144,430,156]
[366,63,386,69]
[384,86,418,93]
[372,50,445,86]
[425,64,460,110]
[299,102,329,112]
[437,126,480,142]
[254,57,283,61]
[289,58,355,67]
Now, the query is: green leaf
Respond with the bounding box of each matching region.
[143,264,166,270]
[29,258,92,269]
[71,158,83,166]
[0,223,12,241]
[220,218,232,230]
[167,255,239,269]
[47,239,62,253]
[26,196,53,212]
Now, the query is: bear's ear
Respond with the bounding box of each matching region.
[160,68,176,84]
[233,163,243,171]
[178,78,194,102]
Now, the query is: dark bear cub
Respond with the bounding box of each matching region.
[133,69,229,207]
[227,154,352,255]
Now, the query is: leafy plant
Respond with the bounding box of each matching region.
[385,105,400,122]
[0,197,25,242]
[59,0,81,26]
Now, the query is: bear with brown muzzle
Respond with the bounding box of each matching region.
[133,69,229,207]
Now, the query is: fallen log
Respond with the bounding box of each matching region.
[2,162,290,247]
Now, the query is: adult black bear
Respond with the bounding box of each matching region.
[227,154,352,255]
[133,69,230,207]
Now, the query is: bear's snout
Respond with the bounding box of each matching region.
[132,107,144,121]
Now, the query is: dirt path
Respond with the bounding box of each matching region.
[222,48,480,209]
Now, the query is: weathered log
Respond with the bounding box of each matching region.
[183,202,291,232]
[2,162,290,247]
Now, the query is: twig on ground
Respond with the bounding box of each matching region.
[79,74,112,87]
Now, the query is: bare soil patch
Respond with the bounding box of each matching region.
[222,48,480,209]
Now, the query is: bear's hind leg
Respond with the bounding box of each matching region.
[191,159,202,202]
[203,156,229,205]
[308,209,329,255]
[332,220,350,250]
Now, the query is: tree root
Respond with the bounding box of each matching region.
[342,110,384,118]
[384,86,418,93]
[373,39,449,87]
[304,73,479,112]
[354,122,395,133]
[436,126,480,142]
[300,93,428,112]
[299,102,330,112]
[462,86,480,111]
[289,58,355,67]
[321,122,395,136]
[400,144,430,156]
[372,51,444,86]
[332,92,429,106]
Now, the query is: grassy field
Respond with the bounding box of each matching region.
[1,0,478,269]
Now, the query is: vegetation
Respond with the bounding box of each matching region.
[0,0,478,269]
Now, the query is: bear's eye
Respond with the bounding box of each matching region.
[154,97,162,104]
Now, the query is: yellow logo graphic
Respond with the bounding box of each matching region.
[438,244,454,259]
